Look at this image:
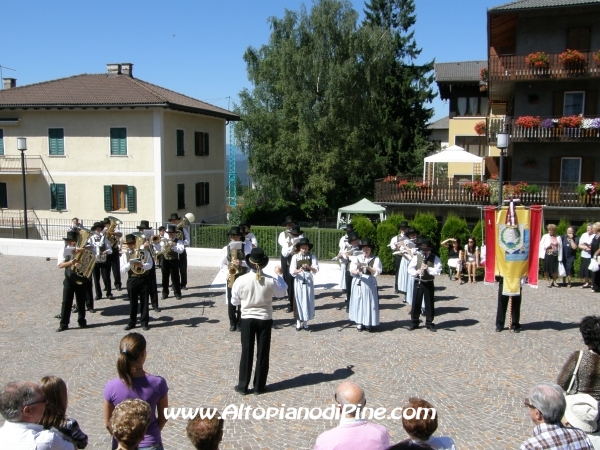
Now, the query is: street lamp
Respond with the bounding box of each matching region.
[496,131,510,207]
[17,137,28,239]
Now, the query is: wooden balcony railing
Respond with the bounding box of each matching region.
[487,117,600,143]
[375,179,600,208]
[489,51,600,81]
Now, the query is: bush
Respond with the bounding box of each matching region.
[439,214,471,273]
[377,220,399,274]
[411,212,439,250]
[472,219,484,248]
[555,218,570,237]
[350,215,377,247]
[386,213,408,231]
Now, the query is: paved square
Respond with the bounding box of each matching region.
[0,255,594,449]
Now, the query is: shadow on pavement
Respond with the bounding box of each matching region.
[524,320,580,331]
[266,365,355,393]
[436,318,479,330]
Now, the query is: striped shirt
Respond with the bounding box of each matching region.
[520,423,594,449]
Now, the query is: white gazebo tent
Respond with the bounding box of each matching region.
[337,198,386,228]
[423,145,484,184]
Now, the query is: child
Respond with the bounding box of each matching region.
[39,375,88,449]
[290,237,319,331]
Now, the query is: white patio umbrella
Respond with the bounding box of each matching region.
[423,145,485,184]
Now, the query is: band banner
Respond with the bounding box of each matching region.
[527,205,543,287]
[484,206,497,285]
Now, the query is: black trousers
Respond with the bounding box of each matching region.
[108,248,121,289]
[226,287,241,327]
[345,270,353,303]
[394,255,403,292]
[496,280,522,329]
[149,265,159,308]
[281,254,294,306]
[238,318,273,392]
[410,280,435,327]
[179,249,188,287]
[93,262,111,298]
[127,275,150,327]
[162,259,181,297]
[60,278,88,328]
[85,281,94,311]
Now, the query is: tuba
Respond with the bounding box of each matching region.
[73,227,96,280]
[176,213,195,242]
[105,216,123,248]
[130,232,150,275]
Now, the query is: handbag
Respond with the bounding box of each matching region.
[566,350,584,395]
[589,258,600,273]
[558,262,566,277]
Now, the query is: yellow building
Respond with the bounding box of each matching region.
[0,63,239,225]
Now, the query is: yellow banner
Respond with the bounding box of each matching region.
[495,206,530,295]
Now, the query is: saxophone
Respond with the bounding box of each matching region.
[73,227,96,280]
[129,232,150,275]
[105,216,123,248]
[227,243,245,289]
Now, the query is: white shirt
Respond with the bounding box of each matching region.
[289,252,320,277]
[580,232,593,259]
[0,421,75,450]
[349,254,382,277]
[120,249,154,274]
[57,245,97,267]
[388,233,405,251]
[231,270,287,320]
[88,233,112,260]
[278,231,304,257]
[219,241,253,275]
[245,232,258,247]
[180,227,190,247]
[408,252,442,278]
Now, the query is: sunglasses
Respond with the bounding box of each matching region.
[523,398,537,410]
[23,395,47,409]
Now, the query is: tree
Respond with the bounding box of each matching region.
[234,0,435,220]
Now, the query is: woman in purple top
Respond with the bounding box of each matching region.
[103,332,169,450]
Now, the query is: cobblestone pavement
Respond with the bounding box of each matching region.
[0,255,596,449]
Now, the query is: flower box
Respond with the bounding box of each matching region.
[474,121,486,136]
[525,52,550,69]
[559,49,586,68]
[515,116,541,128]
[558,115,583,128]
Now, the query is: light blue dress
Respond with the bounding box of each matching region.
[349,255,382,327]
[290,253,319,322]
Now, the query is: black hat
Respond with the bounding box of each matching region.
[103,217,110,224]
[92,221,105,231]
[345,225,354,233]
[167,224,177,233]
[227,226,242,236]
[359,238,375,250]
[125,234,137,243]
[419,238,433,250]
[347,232,360,242]
[289,225,302,236]
[295,237,313,251]
[283,215,295,225]
[137,220,152,230]
[245,248,269,268]
[169,213,181,221]
[407,227,417,236]
[63,231,79,241]
[399,221,409,228]
[239,222,250,229]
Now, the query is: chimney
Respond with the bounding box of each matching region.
[121,63,133,77]
[3,78,16,89]
[107,63,121,76]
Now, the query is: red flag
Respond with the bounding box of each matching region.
[484,206,496,284]
[527,205,542,287]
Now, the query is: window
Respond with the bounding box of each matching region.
[455,136,486,157]
[110,128,127,156]
[50,183,66,210]
[567,27,591,52]
[0,182,6,208]
[176,129,185,156]
[456,97,487,117]
[177,183,185,210]
[103,185,136,212]
[48,128,64,156]
[195,131,209,156]
[564,92,585,116]
[196,182,210,206]
[561,158,581,184]
[0,129,4,156]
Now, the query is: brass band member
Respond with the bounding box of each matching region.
[290,237,319,331]
[137,220,160,313]
[120,234,154,331]
[278,220,303,313]
[408,239,442,332]
[160,224,185,300]
[56,230,96,332]
[103,217,123,292]
[220,226,252,331]
[239,222,258,248]
[337,232,361,312]
[349,238,382,332]
[169,213,190,290]
[336,225,354,293]
[389,221,409,294]
[89,221,113,311]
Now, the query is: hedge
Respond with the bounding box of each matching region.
[439,214,471,274]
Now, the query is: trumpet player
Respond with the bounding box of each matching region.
[349,238,382,332]
[240,222,258,248]
[159,224,185,300]
[336,225,354,292]
[290,237,319,331]
[138,220,161,313]
[120,234,154,331]
[278,219,303,313]
[407,238,442,332]
[89,221,113,307]
[336,232,361,312]
[389,221,409,294]
[103,217,123,292]
[220,226,252,331]
[169,213,190,290]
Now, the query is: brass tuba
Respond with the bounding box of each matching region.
[105,216,123,248]
[73,227,96,280]
[176,213,195,242]
[130,232,150,275]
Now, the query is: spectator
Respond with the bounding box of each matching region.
[387,441,434,449]
[591,223,600,293]
[557,316,600,401]
[400,398,456,450]
[186,411,224,450]
[314,381,390,450]
[562,394,600,449]
[39,376,88,449]
[520,382,593,449]
[108,399,151,450]
[441,238,463,285]
[539,224,562,288]
[463,236,479,284]
[580,223,594,288]
[68,218,81,232]
[104,332,168,450]
[561,226,579,288]
[0,380,74,449]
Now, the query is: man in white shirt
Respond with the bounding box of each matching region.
[232,248,287,395]
[408,239,442,332]
[579,223,594,288]
[0,380,74,449]
[277,219,303,313]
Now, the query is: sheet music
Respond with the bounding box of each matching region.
[229,241,243,250]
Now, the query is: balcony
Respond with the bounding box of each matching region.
[489,51,599,82]
[487,117,600,144]
[374,179,600,208]
[0,156,43,174]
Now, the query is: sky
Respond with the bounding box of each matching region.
[3,0,501,143]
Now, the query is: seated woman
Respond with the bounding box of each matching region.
[400,398,456,449]
[349,238,382,332]
[557,316,600,400]
[464,236,479,284]
[108,399,151,450]
[441,238,463,285]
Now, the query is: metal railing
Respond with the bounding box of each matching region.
[488,117,600,143]
[0,156,43,173]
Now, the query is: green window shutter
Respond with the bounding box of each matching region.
[0,182,7,208]
[195,132,201,156]
[204,182,209,205]
[0,129,4,156]
[178,184,185,209]
[49,128,64,156]
[104,185,113,211]
[177,129,184,156]
[110,128,127,155]
[195,182,201,206]
[56,184,66,210]
[127,185,137,212]
[204,133,209,156]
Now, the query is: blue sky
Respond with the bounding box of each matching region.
[4,0,500,141]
